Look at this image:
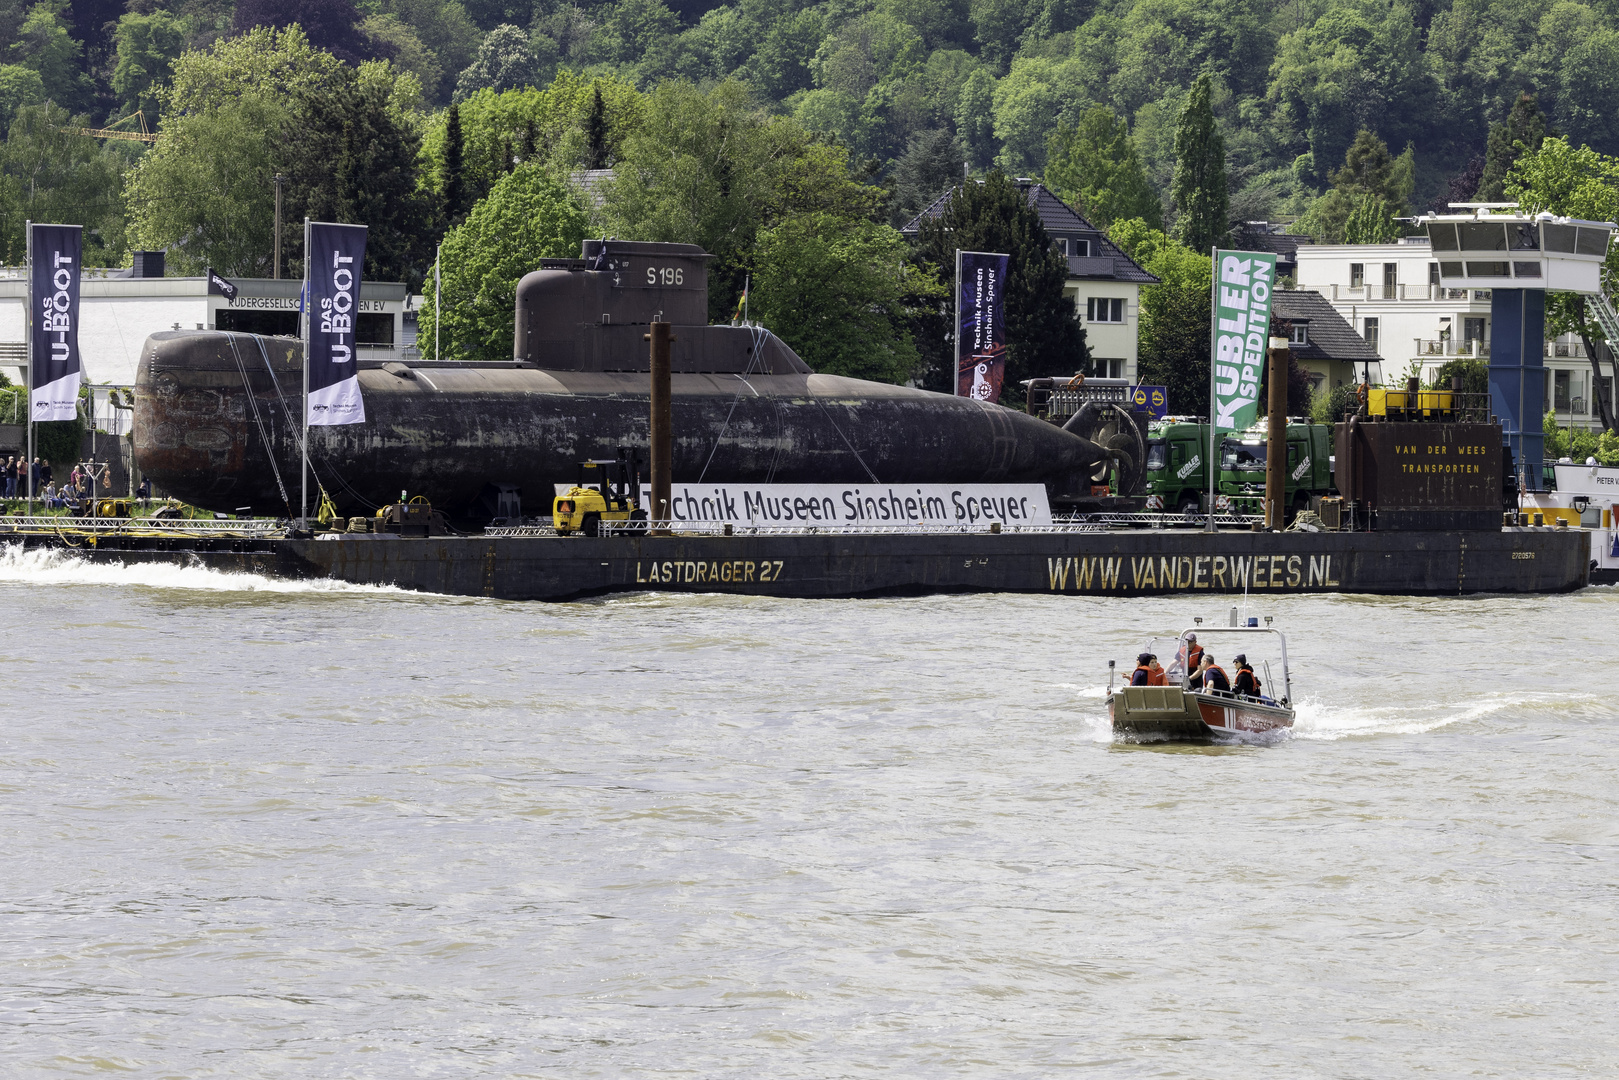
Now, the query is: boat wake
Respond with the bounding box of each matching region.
[0,543,406,596]
[1289,692,1578,740]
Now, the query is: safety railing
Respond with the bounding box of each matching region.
[0,514,284,536]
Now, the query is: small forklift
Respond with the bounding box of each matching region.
[553,448,648,536]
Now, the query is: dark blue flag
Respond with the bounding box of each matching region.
[956,250,1009,402]
[29,223,83,422]
[305,222,368,426]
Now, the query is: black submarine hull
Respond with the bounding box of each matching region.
[132,331,1110,515]
[6,526,1589,599]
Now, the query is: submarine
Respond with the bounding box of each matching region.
[132,240,1114,517]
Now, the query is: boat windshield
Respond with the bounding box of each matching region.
[1221,439,1265,470]
[1146,440,1167,471]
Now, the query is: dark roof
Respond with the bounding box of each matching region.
[1271,289,1381,364]
[1234,228,1313,258]
[901,181,1160,285]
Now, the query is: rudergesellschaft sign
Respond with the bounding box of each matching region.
[1210,250,1277,432]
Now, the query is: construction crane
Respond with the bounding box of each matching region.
[69,111,158,145]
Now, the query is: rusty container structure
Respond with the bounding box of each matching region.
[1335,387,1504,530]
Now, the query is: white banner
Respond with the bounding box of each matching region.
[630,483,1053,527]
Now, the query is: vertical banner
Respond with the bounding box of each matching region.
[306,222,368,426]
[956,250,1010,401]
[1210,249,1277,432]
[29,224,83,422]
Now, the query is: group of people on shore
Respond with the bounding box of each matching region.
[1130,633,1264,698]
[1,458,117,511]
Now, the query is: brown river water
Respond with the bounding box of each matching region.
[1,545,1615,1077]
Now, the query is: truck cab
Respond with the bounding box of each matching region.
[1145,417,1335,519]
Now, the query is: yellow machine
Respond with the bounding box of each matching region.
[553,449,647,536]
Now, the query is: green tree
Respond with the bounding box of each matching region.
[0,102,128,265]
[1171,73,1227,254]
[0,62,43,129]
[603,80,885,323]
[1341,193,1400,243]
[111,11,188,118]
[754,212,944,383]
[276,62,432,286]
[1505,136,1619,432]
[1295,130,1413,243]
[892,128,964,219]
[439,100,466,226]
[417,164,589,363]
[1110,218,1212,417]
[1045,106,1162,230]
[361,13,443,103]
[1474,92,1548,202]
[8,0,85,108]
[954,67,996,169]
[911,171,1089,397]
[453,23,535,103]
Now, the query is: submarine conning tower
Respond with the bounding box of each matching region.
[514,239,809,375]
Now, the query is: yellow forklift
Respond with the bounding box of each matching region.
[553,448,648,536]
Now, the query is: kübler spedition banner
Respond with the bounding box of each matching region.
[956,250,1010,402]
[29,223,83,422]
[1210,249,1277,432]
[305,221,368,426]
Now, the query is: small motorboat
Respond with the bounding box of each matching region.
[1106,622,1295,741]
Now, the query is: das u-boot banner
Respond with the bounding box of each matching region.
[1210,249,1277,432]
[305,221,368,426]
[956,250,1010,402]
[29,223,83,422]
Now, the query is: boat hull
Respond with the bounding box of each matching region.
[1108,685,1295,741]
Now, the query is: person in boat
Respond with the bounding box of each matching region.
[1173,633,1203,677]
[1233,654,1261,698]
[1190,654,1230,693]
[1130,652,1155,685]
[1147,656,1167,686]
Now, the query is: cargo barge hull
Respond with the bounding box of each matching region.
[4,528,1588,600]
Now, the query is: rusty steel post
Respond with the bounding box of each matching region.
[1265,336,1288,530]
[648,321,672,532]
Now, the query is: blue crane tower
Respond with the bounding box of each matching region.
[1418,206,1615,490]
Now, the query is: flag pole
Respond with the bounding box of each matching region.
[434,242,441,362]
[24,220,32,516]
[1206,245,1217,534]
[300,217,310,531]
[953,248,962,395]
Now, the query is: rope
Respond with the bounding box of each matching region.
[252,336,382,512]
[697,324,769,483]
[226,333,293,516]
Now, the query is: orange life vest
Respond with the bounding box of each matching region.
[1148,666,1167,686]
[1202,664,1229,692]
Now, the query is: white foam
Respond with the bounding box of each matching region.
[1289,692,1556,741]
[0,542,407,596]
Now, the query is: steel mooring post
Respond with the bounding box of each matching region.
[648,321,673,534]
[1265,336,1289,529]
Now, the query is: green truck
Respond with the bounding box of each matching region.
[1144,418,1335,517]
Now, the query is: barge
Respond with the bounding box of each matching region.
[0,521,1588,600]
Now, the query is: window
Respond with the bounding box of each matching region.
[1097,357,1126,378]
[1087,297,1125,322]
[1429,262,1441,287]
[1055,238,1067,257]
[1350,263,1365,288]
[1601,376,1614,415]
[1383,262,1397,296]
[1463,317,1486,347]
[1074,239,1091,257]
[1552,369,1571,411]
[1289,322,1309,345]
[1363,317,1380,353]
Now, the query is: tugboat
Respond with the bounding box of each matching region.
[1106,621,1296,741]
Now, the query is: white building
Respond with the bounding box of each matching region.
[0,264,413,432]
[1295,239,1612,429]
[903,181,1159,382]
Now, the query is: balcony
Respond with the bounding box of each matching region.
[1413,338,1490,358]
[1548,341,1589,358]
[1328,283,1491,302]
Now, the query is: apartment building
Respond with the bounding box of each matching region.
[1295,239,1612,429]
